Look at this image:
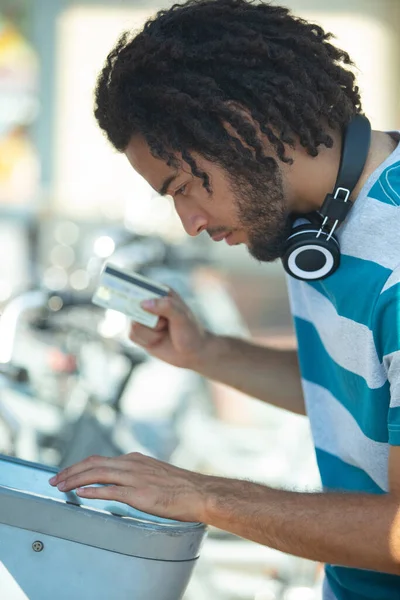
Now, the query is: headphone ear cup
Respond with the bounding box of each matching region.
[282,224,340,281]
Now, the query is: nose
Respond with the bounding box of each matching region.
[175,206,208,237]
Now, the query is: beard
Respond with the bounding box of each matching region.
[229,167,294,263]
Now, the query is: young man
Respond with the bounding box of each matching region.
[49,1,400,597]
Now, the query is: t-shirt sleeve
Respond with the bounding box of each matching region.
[374,269,400,445]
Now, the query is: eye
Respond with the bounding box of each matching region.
[175,183,188,196]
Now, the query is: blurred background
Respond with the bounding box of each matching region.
[0,0,399,599]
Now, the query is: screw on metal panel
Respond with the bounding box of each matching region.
[32,541,44,552]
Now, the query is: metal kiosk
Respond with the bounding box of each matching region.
[0,454,206,600]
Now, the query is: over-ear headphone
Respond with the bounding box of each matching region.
[282,115,371,281]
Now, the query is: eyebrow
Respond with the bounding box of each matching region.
[158,172,179,196]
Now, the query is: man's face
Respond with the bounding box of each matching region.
[125,135,294,262]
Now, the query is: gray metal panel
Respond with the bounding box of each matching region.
[0,522,199,600]
[0,486,206,561]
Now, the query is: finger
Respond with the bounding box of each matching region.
[49,455,132,486]
[130,317,167,337]
[118,451,145,462]
[76,485,134,504]
[49,454,104,485]
[153,317,168,332]
[140,292,189,323]
[131,331,166,350]
[56,465,136,493]
[130,322,166,343]
[130,322,167,347]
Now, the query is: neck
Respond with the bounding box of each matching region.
[285,129,398,214]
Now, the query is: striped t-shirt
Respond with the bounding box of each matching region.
[286,132,400,599]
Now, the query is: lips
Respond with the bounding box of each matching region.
[225,233,236,245]
[211,232,229,242]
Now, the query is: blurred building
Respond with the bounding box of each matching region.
[0,0,399,322]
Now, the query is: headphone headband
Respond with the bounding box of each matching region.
[335,114,372,194]
[282,114,372,281]
[319,115,371,231]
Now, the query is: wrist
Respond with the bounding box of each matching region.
[193,332,230,376]
[200,476,275,529]
[200,475,249,526]
[196,475,232,524]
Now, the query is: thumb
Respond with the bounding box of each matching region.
[141,293,188,323]
[141,297,162,313]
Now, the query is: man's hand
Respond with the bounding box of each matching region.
[48,448,400,574]
[48,452,211,523]
[130,289,214,370]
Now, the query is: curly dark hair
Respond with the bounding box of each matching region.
[94,0,362,191]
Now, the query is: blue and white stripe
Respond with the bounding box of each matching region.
[286,136,400,599]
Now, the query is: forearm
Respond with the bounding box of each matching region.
[196,334,305,415]
[202,478,400,574]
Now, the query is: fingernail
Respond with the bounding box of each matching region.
[58,482,66,491]
[141,299,155,309]
[49,476,57,485]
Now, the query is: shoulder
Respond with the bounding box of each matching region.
[368,153,400,208]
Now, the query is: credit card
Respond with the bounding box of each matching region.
[92,264,169,328]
